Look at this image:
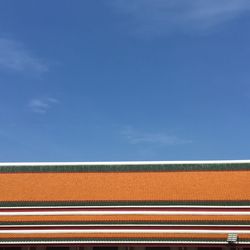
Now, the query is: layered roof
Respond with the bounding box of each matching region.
[0,160,250,245]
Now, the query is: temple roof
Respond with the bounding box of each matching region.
[0,160,249,245]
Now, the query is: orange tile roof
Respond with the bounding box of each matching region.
[0,161,249,245]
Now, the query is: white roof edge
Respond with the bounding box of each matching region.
[0,159,250,167]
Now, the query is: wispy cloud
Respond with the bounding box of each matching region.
[29,98,59,114]
[111,0,250,35]
[121,126,192,146]
[0,37,48,74]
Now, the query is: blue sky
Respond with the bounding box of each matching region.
[1,0,250,162]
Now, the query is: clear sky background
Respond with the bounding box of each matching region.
[1,0,250,162]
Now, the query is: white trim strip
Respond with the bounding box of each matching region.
[0,224,249,228]
[0,229,250,234]
[1,159,250,166]
[0,240,230,245]
[1,211,250,216]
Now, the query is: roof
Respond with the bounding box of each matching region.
[0,160,250,246]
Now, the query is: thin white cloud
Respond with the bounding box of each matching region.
[0,37,48,73]
[111,0,250,35]
[29,98,59,114]
[121,127,192,145]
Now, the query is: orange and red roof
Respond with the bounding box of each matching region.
[0,160,249,245]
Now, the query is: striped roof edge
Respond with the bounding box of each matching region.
[1,160,250,173]
[1,200,250,207]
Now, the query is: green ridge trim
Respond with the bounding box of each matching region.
[1,200,250,207]
[0,162,250,173]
